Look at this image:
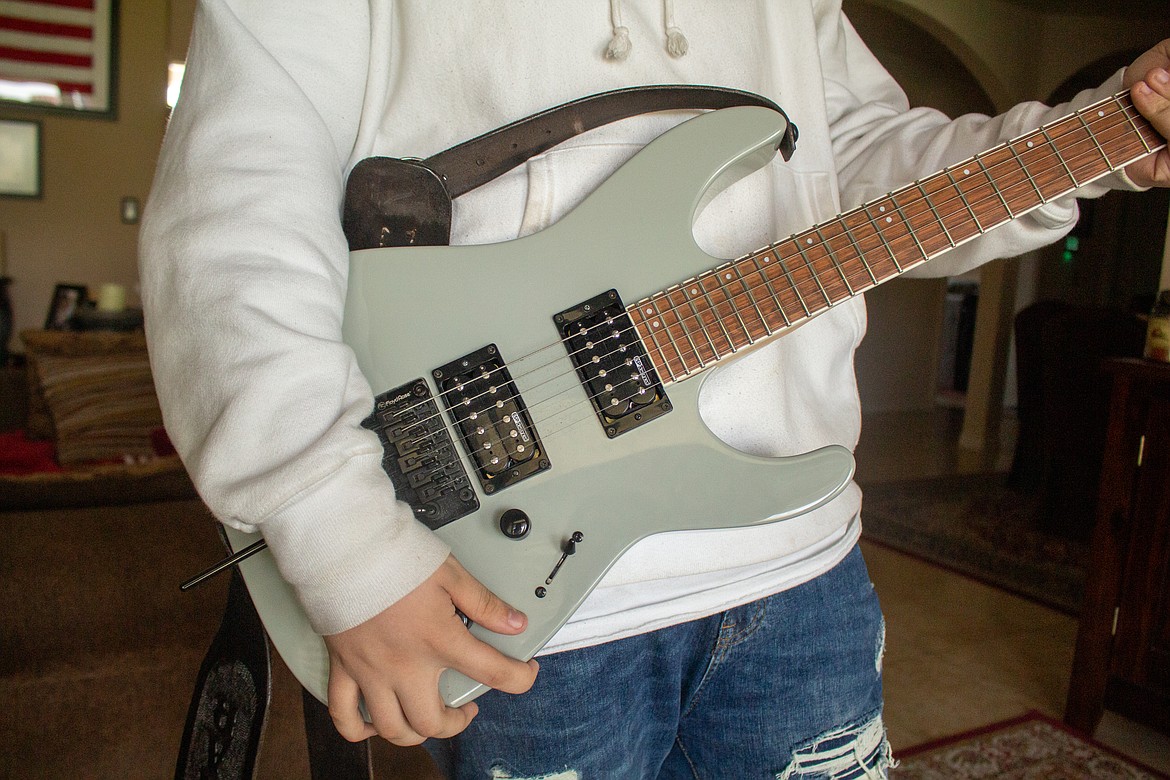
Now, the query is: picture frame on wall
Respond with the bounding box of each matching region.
[0,0,119,118]
[0,119,42,198]
[45,284,87,330]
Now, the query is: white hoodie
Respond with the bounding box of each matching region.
[140,0,1129,647]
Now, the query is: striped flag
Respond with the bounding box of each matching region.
[0,0,114,112]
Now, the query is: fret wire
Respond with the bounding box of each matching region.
[756,253,792,327]
[646,297,684,381]
[731,262,772,338]
[709,268,754,346]
[814,226,856,295]
[888,194,929,260]
[867,202,904,273]
[627,93,1160,387]
[679,282,720,363]
[649,295,687,375]
[1038,127,1080,188]
[1115,97,1158,152]
[655,290,697,374]
[1006,141,1046,203]
[1095,107,1156,162]
[695,273,738,354]
[794,236,834,306]
[664,287,706,372]
[839,215,879,286]
[630,305,677,383]
[1076,111,1115,170]
[777,251,813,317]
[914,182,957,249]
[944,168,985,233]
[974,153,1015,219]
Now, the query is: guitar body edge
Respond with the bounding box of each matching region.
[230,106,857,710]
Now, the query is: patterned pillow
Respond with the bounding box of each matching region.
[20,330,165,466]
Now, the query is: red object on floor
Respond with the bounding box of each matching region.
[0,430,63,475]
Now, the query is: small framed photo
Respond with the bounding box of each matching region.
[0,119,42,198]
[45,284,88,330]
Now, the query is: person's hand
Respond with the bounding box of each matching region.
[323,555,540,745]
[1124,39,1170,187]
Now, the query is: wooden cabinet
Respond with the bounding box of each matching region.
[1066,358,1170,735]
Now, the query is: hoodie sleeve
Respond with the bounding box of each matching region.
[814,0,1145,279]
[139,0,449,635]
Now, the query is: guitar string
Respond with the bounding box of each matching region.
[379,97,1157,453]
[531,100,1156,441]
[638,97,1158,375]
[609,97,1157,375]
[385,100,1155,458]
[516,99,1162,446]
[380,98,1156,454]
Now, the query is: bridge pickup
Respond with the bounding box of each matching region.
[434,345,549,495]
[556,290,671,438]
[363,380,478,530]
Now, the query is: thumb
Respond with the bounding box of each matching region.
[445,560,528,635]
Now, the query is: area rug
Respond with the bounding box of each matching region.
[859,473,1088,614]
[894,712,1168,779]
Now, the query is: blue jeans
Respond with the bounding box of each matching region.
[426,544,890,779]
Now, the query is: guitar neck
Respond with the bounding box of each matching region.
[630,91,1165,383]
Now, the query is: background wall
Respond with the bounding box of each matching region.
[0,0,170,346]
[0,0,1166,425]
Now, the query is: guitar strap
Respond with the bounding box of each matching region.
[342,85,796,251]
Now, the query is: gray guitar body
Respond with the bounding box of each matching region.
[225,106,855,709]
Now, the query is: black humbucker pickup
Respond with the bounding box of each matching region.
[555,290,671,438]
[363,380,478,530]
[433,345,549,495]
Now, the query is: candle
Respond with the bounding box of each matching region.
[97,283,127,312]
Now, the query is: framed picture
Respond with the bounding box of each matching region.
[0,119,41,197]
[45,284,87,330]
[0,0,119,117]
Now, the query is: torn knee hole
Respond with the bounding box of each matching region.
[775,713,895,779]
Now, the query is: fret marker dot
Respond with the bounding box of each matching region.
[806,238,813,244]
[885,216,893,223]
[1098,110,1105,117]
[963,169,970,175]
[725,273,733,280]
[691,288,698,295]
[1027,141,1034,148]
[879,206,886,212]
[652,320,660,328]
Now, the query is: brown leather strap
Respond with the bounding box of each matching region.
[343,85,795,251]
[426,84,795,198]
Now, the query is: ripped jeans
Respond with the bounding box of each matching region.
[426,544,890,780]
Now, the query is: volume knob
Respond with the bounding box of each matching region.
[499,508,531,540]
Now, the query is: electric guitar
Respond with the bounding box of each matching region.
[223,92,1162,709]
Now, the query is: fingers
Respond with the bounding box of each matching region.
[365,686,479,746]
[1126,67,1170,188]
[1134,68,1170,134]
[443,617,542,695]
[321,555,541,746]
[326,664,377,742]
[443,557,528,635]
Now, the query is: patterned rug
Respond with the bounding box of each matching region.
[859,473,1088,614]
[894,713,1168,779]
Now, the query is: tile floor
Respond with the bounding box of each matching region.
[858,407,1170,773]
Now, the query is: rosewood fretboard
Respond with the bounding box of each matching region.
[629,91,1165,382]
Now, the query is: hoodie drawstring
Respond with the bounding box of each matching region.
[605,0,689,61]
